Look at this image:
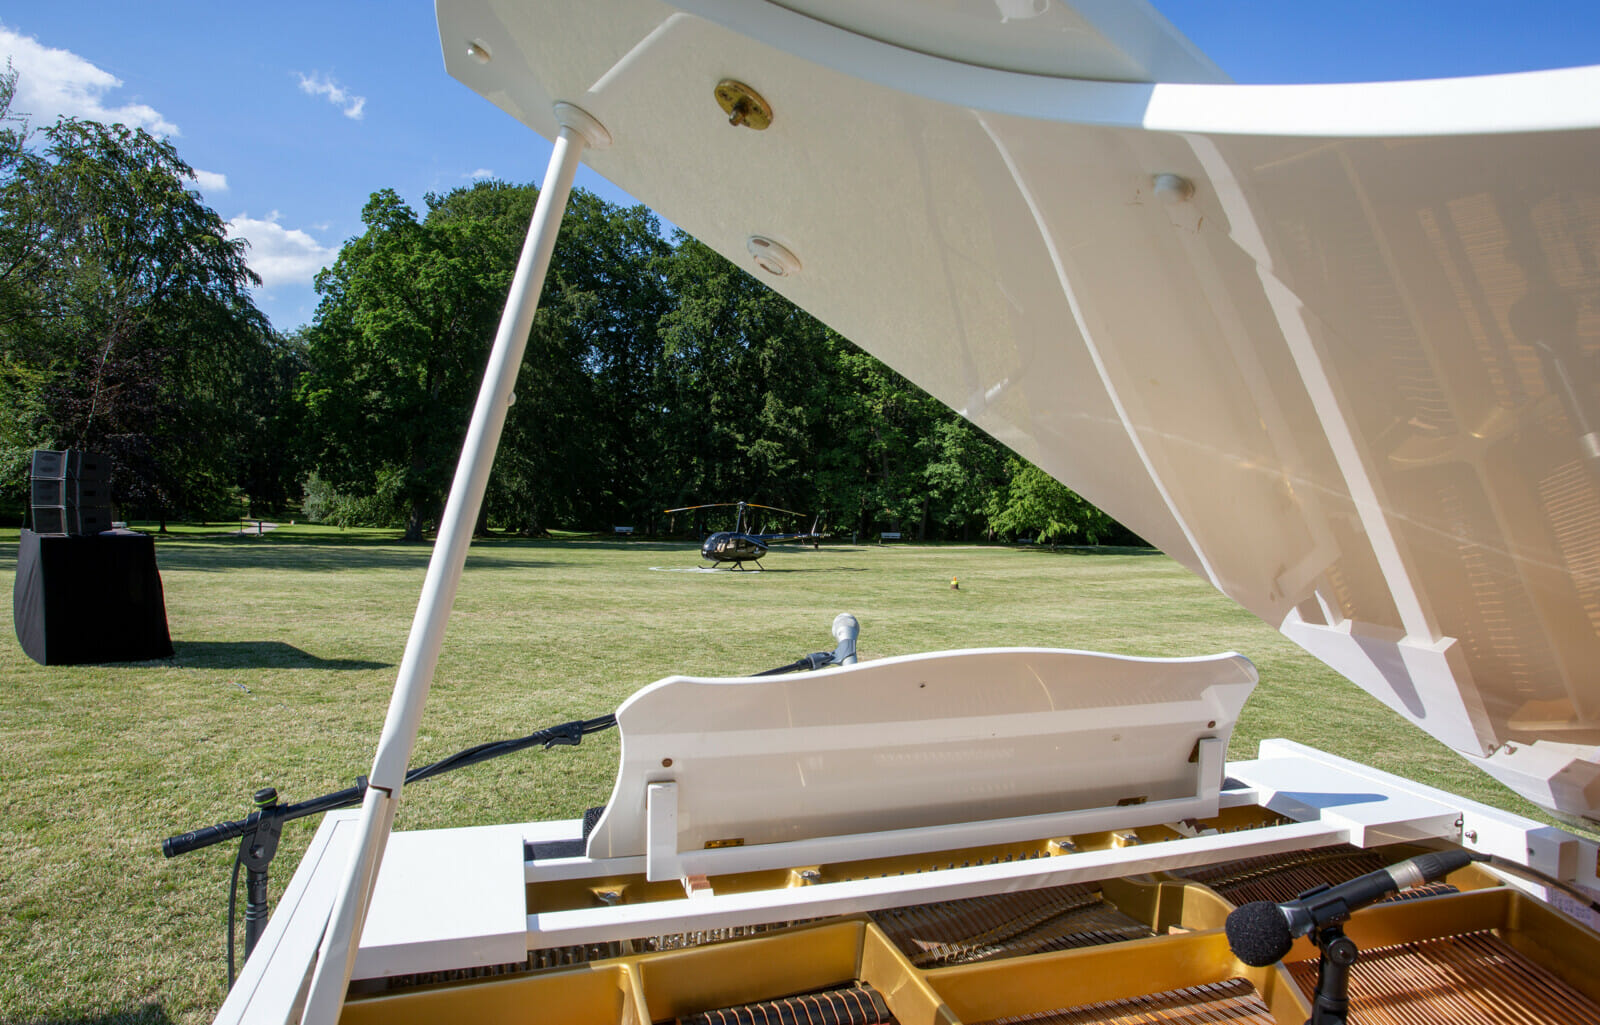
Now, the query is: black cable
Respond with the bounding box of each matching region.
[402,714,617,784]
[168,706,617,985]
[753,659,811,676]
[753,652,835,676]
[166,713,620,859]
[1469,850,1600,914]
[226,850,242,989]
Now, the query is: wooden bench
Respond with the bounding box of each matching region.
[613,526,634,537]
[879,531,901,544]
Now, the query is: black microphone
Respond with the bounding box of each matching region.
[1224,849,1472,966]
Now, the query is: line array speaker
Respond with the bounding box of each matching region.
[30,449,110,481]
[28,449,114,535]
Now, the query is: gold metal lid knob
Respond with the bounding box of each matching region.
[715,80,772,130]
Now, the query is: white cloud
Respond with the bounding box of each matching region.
[0,23,179,135]
[191,168,228,193]
[226,211,336,290]
[466,168,493,179]
[296,71,365,120]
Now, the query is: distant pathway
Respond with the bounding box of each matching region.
[226,520,279,537]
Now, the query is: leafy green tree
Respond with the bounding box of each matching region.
[302,182,670,538]
[813,339,946,538]
[921,417,1010,540]
[517,190,670,532]
[987,459,1113,545]
[656,237,833,519]
[292,171,1133,548]
[0,76,271,526]
[235,329,308,515]
[302,188,493,539]
[0,68,42,336]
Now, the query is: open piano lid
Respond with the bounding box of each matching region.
[437,0,1600,822]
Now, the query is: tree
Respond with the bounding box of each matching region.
[302,182,669,539]
[921,417,1010,540]
[235,329,308,515]
[0,66,49,517]
[293,174,1133,547]
[302,188,487,539]
[987,459,1113,545]
[505,190,670,532]
[0,74,271,526]
[0,68,42,335]
[656,237,834,518]
[813,338,946,538]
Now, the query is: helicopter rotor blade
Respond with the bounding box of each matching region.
[665,501,806,517]
[663,503,740,514]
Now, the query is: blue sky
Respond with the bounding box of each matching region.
[2,2,1596,332]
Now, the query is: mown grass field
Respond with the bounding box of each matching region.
[0,525,1574,1024]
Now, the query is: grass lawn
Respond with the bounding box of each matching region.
[0,526,1577,1024]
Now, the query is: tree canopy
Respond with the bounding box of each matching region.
[0,67,1136,548]
[0,69,282,526]
[295,185,1129,545]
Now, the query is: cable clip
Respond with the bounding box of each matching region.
[543,721,584,749]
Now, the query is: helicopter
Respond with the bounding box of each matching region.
[664,501,825,570]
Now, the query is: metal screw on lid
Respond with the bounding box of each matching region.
[715,80,772,130]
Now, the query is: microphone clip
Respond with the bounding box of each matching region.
[1289,881,1355,933]
[542,721,585,749]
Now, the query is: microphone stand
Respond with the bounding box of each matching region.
[167,778,373,982]
[163,715,615,985]
[240,788,283,958]
[1307,922,1359,1025]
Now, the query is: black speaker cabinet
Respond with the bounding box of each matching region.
[30,478,107,506]
[31,506,68,536]
[30,449,109,481]
[73,505,114,534]
[30,503,114,537]
[29,449,67,479]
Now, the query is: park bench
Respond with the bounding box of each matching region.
[613,526,634,537]
[879,531,901,544]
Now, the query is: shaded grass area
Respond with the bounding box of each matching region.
[0,526,1575,1023]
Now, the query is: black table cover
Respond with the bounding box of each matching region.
[13,528,174,665]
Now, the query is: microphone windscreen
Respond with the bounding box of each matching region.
[831,613,859,664]
[1225,901,1294,967]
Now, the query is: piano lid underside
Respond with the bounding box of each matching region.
[438,0,1600,820]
